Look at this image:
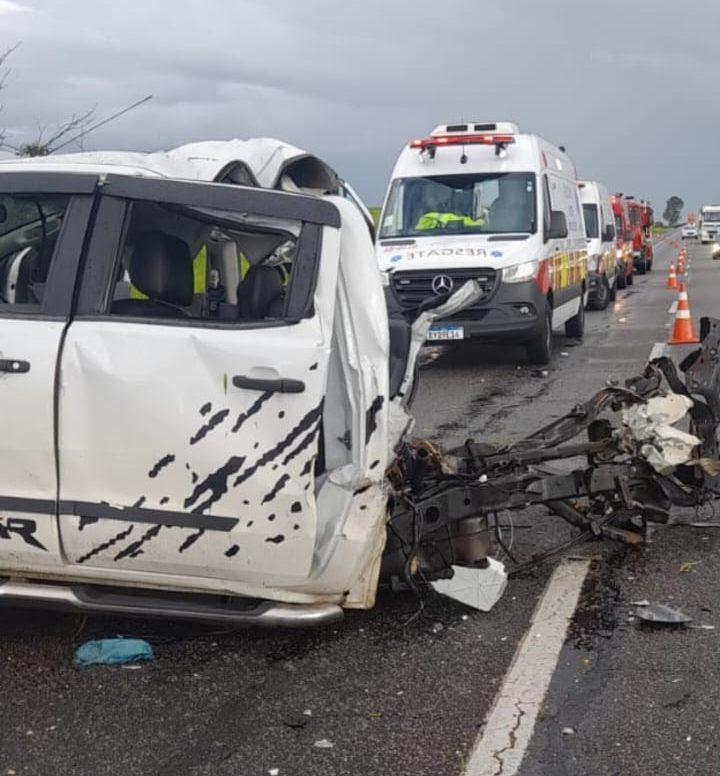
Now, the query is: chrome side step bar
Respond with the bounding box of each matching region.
[0,580,344,628]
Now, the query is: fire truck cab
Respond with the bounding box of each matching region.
[611,194,633,288]
[625,196,653,274]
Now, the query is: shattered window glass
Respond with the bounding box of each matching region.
[0,193,69,308]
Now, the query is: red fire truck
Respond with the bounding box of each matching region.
[625,196,654,274]
[611,194,633,287]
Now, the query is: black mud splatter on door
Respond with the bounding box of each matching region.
[232,391,273,433]
[148,454,176,478]
[232,402,324,489]
[184,456,247,513]
[190,409,230,445]
[77,524,135,564]
[114,524,162,562]
[261,474,290,504]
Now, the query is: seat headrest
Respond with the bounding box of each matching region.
[129,231,193,307]
[237,264,283,320]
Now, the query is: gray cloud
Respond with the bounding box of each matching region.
[0,0,717,212]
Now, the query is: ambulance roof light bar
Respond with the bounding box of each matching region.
[409,134,516,158]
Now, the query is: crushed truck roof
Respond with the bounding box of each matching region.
[0,138,340,194]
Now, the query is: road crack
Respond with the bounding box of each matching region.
[491,699,527,775]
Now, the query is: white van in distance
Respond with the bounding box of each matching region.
[700,205,720,243]
[377,122,588,364]
[578,180,617,310]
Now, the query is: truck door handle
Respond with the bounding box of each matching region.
[233,375,305,394]
[0,359,29,373]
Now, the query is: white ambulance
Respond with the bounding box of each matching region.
[578,180,618,310]
[377,122,588,364]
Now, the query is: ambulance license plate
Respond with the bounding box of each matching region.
[427,325,464,341]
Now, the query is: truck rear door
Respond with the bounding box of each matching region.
[56,176,341,589]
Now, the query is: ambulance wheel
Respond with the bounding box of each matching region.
[616,269,627,290]
[609,277,617,302]
[526,305,553,365]
[626,270,634,286]
[565,296,585,339]
[646,258,653,272]
[589,276,610,311]
[636,260,646,275]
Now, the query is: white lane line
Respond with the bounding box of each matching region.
[649,342,667,361]
[668,301,678,314]
[463,559,591,776]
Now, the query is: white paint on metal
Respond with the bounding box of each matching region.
[649,342,667,361]
[463,559,591,776]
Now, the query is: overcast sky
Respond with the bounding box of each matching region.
[0,0,714,214]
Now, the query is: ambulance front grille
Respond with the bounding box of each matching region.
[391,268,498,307]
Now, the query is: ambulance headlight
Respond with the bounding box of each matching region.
[503,260,538,283]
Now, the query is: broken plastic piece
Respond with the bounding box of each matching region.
[622,393,701,473]
[313,739,334,749]
[431,558,508,611]
[634,603,692,626]
[74,637,154,666]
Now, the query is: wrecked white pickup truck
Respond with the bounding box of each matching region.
[0,139,718,627]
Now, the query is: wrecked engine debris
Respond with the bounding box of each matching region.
[381,317,720,586]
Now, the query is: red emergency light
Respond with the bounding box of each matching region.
[409,134,516,151]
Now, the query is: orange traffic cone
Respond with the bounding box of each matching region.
[677,257,685,275]
[667,263,678,290]
[668,283,699,345]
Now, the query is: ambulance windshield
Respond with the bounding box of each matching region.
[703,210,720,223]
[379,172,536,238]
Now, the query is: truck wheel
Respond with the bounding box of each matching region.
[616,268,627,290]
[636,255,647,275]
[627,269,634,286]
[526,304,552,365]
[646,257,653,272]
[609,276,617,302]
[565,295,585,339]
[588,276,610,311]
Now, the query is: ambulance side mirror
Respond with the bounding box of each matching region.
[546,211,568,240]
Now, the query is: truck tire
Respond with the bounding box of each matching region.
[564,295,585,339]
[616,267,627,290]
[627,268,634,286]
[526,304,552,365]
[588,276,610,311]
[609,276,617,302]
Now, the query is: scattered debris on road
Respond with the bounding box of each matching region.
[431,558,508,611]
[74,638,155,666]
[634,603,692,626]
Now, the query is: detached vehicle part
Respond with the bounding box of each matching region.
[0,142,718,628]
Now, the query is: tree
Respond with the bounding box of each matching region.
[663,196,684,227]
[0,42,96,157]
[0,43,20,148]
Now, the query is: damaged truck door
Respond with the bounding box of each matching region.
[0,175,96,567]
[56,176,341,591]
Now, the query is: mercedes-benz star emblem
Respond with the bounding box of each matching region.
[431,274,454,295]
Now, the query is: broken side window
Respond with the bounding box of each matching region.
[0,193,69,310]
[104,199,303,324]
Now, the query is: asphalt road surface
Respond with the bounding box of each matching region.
[2,231,716,776]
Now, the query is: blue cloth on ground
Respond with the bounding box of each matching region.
[74,638,155,666]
